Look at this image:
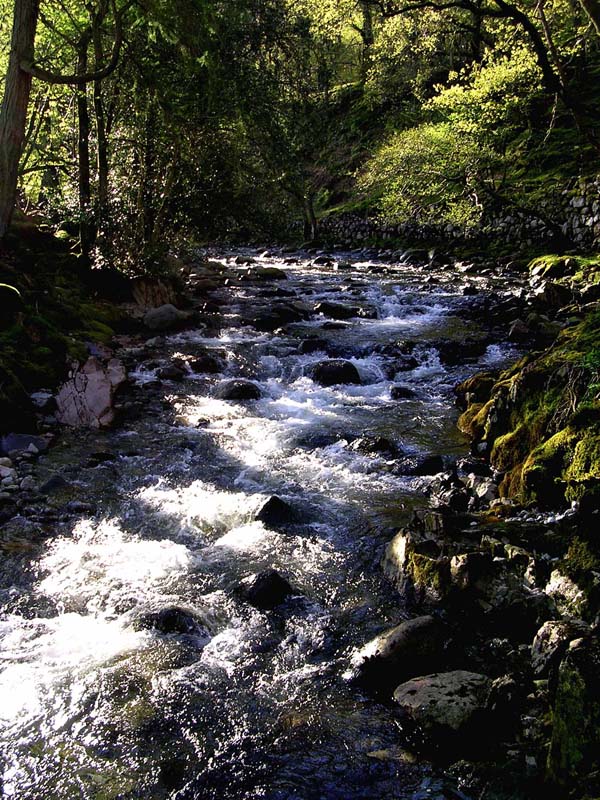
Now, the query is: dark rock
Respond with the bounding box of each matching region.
[1,433,48,456]
[299,338,329,355]
[434,339,488,365]
[143,304,190,331]
[189,354,223,374]
[134,606,209,638]
[387,355,420,374]
[312,255,333,265]
[242,569,294,610]
[428,471,470,512]
[307,359,362,386]
[252,266,287,280]
[531,619,590,683]
[213,380,262,401]
[157,363,187,381]
[393,670,492,753]
[256,495,296,527]
[314,301,358,320]
[352,615,450,695]
[320,321,349,330]
[349,436,400,457]
[390,384,417,400]
[548,634,600,788]
[396,454,445,476]
[248,303,310,331]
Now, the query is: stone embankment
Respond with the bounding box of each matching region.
[320,175,600,251]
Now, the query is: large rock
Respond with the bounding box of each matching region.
[548,635,600,789]
[382,528,450,605]
[314,301,359,320]
[532,619,591,683]
[256,495,296,528]
[393,670,492,751]
[351,615,449,695]
[247,303,310,331]
[55,357,127,428]
[241,569,294,610]
[134,606,209,640]
[307,359,362,386]
[213,380,261,401]
[143,304,190,331]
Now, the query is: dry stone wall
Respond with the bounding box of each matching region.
[319,176,600,251]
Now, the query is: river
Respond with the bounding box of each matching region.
[0,249,521,799]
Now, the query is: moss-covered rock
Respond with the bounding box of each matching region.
[547,636,600,789]
[455,307,600,510]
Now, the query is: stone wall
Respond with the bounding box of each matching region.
[319,176,600,251]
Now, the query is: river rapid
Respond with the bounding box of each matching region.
[0,249,522,799]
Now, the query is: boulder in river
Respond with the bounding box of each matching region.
[189,354,223,374]
[307,359,362,386]
[256,495,296,528]
[314,301,358,320]
[351,615,449,695]
[55,356,127,428]
[396,454,445,476]
[213,380,262,401]
[299,338,329,355]
[393,670,492,753]
[241,569,294,610]
[134,606,209,640]
[390,384,417,400]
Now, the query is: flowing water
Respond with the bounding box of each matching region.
[0,252,520,799]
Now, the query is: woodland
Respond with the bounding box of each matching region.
[1,0,599,259]
[1,3,600,800]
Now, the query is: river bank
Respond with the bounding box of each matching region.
[0,240,599,799]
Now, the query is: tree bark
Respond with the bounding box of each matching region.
[77,37,93,256]
[578,0,600,36]
[0,0,40,239]
[92,9,110,228]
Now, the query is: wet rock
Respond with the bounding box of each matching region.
[531,619,591,683]
[299,338,329,354]
[548,635,600,788]
[256,495,296,527]
[386,355,420,375]
[382,528,449,605]
[396,454,445,476]
[393,670,492,752]
[248,303,309,331]
[314,301,359,320]
[312,255,333,265]
[252,266,287,280]
[157,363,187,381]
[241,569,294,610]
[533,281,572,311]
[1,433,48,456]
[349,436,400,457]
[428,471,470,513]
[134,606,209,638]
[352,615,450,695]
[213,380,262,401]
[307,359,362,386]
[508,319,531,341]
[390,385,417,400]
[189,354,223,374]
[143,304,190,331]
[435,339,488,365]
[55,357,127,429]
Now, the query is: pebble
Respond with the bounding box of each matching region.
[20,477,36,491]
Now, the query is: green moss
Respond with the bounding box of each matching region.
[409,552,451,597]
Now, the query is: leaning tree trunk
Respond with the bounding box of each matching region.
[303,195,318,242]
[0,0,40,240]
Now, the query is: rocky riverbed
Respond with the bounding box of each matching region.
[0,245,598,799]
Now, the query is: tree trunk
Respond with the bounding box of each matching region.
[93,1,110,228]
[0,0,40,239]
[358,1,375,82]
[77,38,93,256]
[303,195,318,241]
